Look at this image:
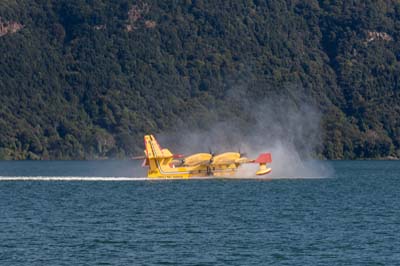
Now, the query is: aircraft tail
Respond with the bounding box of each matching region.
[144,135,173,159]
[143,135,177,177]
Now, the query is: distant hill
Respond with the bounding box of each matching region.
[1,0,400,160]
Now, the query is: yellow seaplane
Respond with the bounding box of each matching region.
[133,135,272,179]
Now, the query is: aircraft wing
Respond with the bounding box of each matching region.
[184,160,212,167]
[210,160,236,165]
[211,158,253,165]
[186,158,252,167]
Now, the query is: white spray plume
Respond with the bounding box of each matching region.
[158,83,333,179]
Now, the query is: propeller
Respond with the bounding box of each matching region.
[208,147,215,157]
[208,147,216,168]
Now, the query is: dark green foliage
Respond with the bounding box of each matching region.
[1,0,399,159]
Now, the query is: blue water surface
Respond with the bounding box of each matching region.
[0,161,399,265]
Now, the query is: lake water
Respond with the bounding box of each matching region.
[0,161,399,265]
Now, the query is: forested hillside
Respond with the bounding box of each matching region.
[1,0,400,160]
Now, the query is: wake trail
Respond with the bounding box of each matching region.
[0,176,148,181]
[0,176,326,181]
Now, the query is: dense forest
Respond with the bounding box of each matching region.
[1,0,400,160]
